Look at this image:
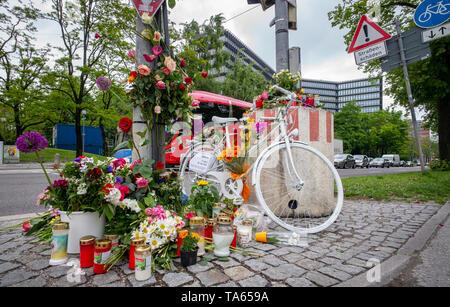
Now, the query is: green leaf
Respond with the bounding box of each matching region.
[113,141,130,152]
[168,0,176,9]
[136,128,147,139]
[217,257,229,262]
[139,139,150,147]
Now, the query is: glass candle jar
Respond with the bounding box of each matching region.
[230,225,237,248]
[190,217,205,256]
[93,239,111,274]
[135,244,152,281]
[79,235,95,268]
[49,222,69,266]
[222,209,235,221]
[237,219,253,248]
[212,216,234,257]
[104,234,119,253]
[129,237,145,269]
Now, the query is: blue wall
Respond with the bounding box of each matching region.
[54,124,103,155]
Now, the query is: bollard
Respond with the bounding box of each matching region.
[54,153,60,167]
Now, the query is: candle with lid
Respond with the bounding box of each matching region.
[135,244,152,281]
[93,239,111,274]
[204,218,215,240]
[213,216,234,257]
[79,235,95,268]
[129,237,145,269]
[237,219,253,248]
[212,203,222,218]
[49,222,69,266]
[104,234,119,253]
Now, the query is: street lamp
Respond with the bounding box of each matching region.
[81,110,86,154]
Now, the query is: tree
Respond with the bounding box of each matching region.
[334,101,368,154]
[44,0,135,156]
[328,0,450,161]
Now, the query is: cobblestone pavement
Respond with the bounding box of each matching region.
[0,200,443,287]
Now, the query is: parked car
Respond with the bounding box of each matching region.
[334,154,356,169]
[354,154,369,168]
[382,154,400,167]
[399,160,406,167]
[369,158,390,168]
[405,161,414,167]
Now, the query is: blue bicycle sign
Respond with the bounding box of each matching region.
[414,0,450,28]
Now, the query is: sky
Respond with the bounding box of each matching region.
[21,0,411,114]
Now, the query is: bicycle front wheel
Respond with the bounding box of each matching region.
[254,142,343,234]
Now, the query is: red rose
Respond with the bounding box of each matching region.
[184,77,192,85]
[162,67,171,75]
[22,222,31,233]
[119,185,130,201]
[179,84,186,91]
[201,71,208,78]
[130,71,138,78]
[119,117,132,134]
[95,33,101,39]
[180,59,186,68]
[155,161,164,170]
[255,99,263,109]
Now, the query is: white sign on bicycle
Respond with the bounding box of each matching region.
[414,0,450,28]
[189,151,218,174]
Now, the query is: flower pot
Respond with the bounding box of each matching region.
[59,211,105,254]
[180,249,198,267]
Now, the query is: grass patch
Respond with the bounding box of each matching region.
[342,170,450,205]
[20,148,105,163]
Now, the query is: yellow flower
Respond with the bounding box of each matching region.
[141,29,151,39]
[141,12,153,25]
[197,180,209,186]
[191,232,200,239]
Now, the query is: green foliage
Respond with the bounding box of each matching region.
[429,160,450,171]
[187,181,220,218]
[180,233,198,252]
[334,101,409,156]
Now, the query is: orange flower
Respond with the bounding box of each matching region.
[178,230,188,239]
[153,31,161,42]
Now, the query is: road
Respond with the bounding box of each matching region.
[337,166,425,178]
[0,166,425,217]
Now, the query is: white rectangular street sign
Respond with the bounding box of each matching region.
[421,22,450,43]
[354,41,387,65]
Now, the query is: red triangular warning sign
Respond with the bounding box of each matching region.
[347,15,391,53]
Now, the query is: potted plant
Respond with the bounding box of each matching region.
[179,232,199,267]
[186,180,220,218]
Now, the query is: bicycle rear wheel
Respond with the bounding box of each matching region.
[254,142,343,234]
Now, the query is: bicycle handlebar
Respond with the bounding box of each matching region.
[271,85,298,110]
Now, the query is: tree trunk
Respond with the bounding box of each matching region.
[99,118,108,157]
[75,106,82,157]
[13,105,22,139]
[437,97,450,161]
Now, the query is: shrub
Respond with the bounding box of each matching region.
[429,160,450,171]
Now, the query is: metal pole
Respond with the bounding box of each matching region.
[395,18,425,173]
[275,0,290,72]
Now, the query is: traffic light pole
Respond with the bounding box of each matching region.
[394,18,425,173]
[275,0,290,72]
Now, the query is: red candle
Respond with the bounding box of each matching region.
[129,237,145,269]
[204,219,215,241]
[79,235,95,268]
[230,225,237,248]
[93,239,111,274]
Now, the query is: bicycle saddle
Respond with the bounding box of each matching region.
[212,116,238,124]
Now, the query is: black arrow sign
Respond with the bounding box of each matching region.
[439,26,446,35]
[428,30,436,39]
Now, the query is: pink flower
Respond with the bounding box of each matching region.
[162,67,171,75]
[153,31,161,42]
[119,186,129,201]
[22,222,31,233]
[201,71,208,78]
[143,54,156,62]
[127,50,136,62]
[145,208,152,216]
[261,90,269,101]
[164,56,176,73]
[152,46,162,56]
[136,177,149,189]
[154,105,161,114]
[130,160,141,170]
[192,100,200,107]
[147,217,153,223]
[156,81,165,90]
[112,158,127,169]
[138,64,151,76]
[180,59,186,67]
[95,33,101,39]
[184,212,196,220]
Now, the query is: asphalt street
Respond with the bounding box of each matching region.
[0,165,424,217]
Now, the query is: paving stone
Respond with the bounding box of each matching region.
[332,263,365,275]
[0,252,21,261]
[305,271,339,287]
[238,275,270,287]
[319,257,342,266]
[262,264,305,280]
[183,281,202,287]
[0,269,40,287]
[27,259,51,271]
[54,273,87,287]
[128,275,157,287]
[121,263,134,275]
[286,277,316,287]
[197,269,229,287]
[297,258,326,270]
[262,254,288,266]
[92,271,120,286]
[11,276,47,287]
[162,272,194,287]
[46,265,72,278]
[244,259,272,271]
[0,241,18,253]
[186,261,214,273]
[0,262,21,274]
[214,280,239,287]
[302,251,321,260]
[270,248,291,256]
[250,242,277,251]
[213,258,240,269]
[345,258,368,268]
[318,266,352,281]
[100,281,128,287]
[224,265,254,281]
[282,252,304,263]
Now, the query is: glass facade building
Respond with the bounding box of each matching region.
[302,78,383,113]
